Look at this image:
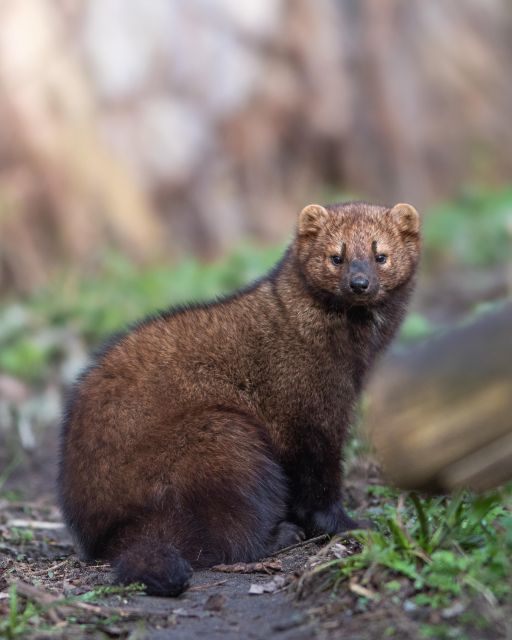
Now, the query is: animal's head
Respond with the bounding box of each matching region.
[294,201,421,306]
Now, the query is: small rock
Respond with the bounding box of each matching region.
[249,575,286,595]
[403,600,418,613]
[204,594,226,612]
[212,559,282,574]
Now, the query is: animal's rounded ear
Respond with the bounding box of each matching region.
[298,204,329,236]
[390,203,420,235]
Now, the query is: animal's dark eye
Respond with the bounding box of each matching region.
[375,254,387,264]
[331,255,343,266]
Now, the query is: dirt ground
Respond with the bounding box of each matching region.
[4,457,505,640]
[0,493,319,640]
[0,452,436,640]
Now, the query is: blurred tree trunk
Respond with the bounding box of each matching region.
[1,0,512,291]
[0,1,165,290]
[365,302,512,493]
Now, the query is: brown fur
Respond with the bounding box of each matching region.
[58,201,421,596]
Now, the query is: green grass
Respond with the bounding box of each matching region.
[1,585,40,640]
[306,484,512,633]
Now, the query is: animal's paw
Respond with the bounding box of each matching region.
[309,502,370,536]
[268,521,305,553]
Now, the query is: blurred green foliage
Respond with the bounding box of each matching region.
[30,243,284,344]
[398,312,433,343]
[0,338,54,383]
[0,186,510,382]
[422,185,512,267]
[0,244,283,382]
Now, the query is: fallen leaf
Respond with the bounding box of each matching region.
[348,580,378,600]
[212,560,282,574]
[331,543,349,559]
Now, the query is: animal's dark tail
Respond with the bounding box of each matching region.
[114,539,192,597]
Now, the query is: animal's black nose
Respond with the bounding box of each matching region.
[350,275,370,293]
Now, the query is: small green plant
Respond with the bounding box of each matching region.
[8,528,35,545]
[71,583,145,602]
[0,583,145,638]
[0,585,40,639]
[310,484,511,626]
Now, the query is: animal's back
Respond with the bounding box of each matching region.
[59,289,295,595]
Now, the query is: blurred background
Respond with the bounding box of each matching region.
[0,0,511,491]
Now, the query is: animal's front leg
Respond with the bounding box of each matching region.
[284,438,360,536]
